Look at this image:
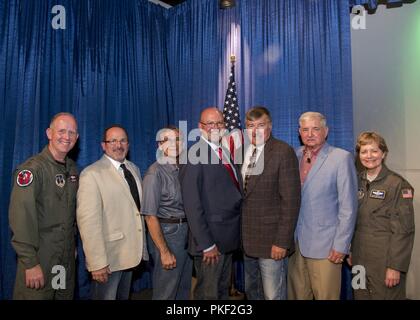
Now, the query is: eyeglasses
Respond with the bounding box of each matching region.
[158,137,181,143]
[200,121,225,128]
[104,139,129,145]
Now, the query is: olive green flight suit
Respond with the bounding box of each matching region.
[352,165,415,300]
[9,146,78,299]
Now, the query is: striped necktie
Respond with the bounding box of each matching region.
[244,147,257,194]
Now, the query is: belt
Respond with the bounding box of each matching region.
[158,217,187,224]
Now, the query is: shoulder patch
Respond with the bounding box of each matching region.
[402,188,413,199]
[17,170,33,187]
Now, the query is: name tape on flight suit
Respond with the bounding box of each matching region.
[369,189,386,200]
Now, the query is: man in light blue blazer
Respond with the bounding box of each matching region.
[288,112,358,300]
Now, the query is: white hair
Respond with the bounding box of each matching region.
[299,111,327,127]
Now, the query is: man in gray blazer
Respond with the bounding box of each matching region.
[288,112,358,300]
[77,125,148,300]
[241,107,301,300]
[179,107,242,300]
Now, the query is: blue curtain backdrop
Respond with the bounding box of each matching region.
[0,0,169,299]
[1,0,400,299]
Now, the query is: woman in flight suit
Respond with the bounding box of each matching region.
[349,131,415,299]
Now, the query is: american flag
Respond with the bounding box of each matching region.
[402,188,413,199]
[222,57,243,160]
[223,61,241,131]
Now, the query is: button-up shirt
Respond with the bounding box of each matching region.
[201,136,238,181]
[299,144,324,185]
[105,154,127,179]
[142,162,185,219]
[241,143,265,181]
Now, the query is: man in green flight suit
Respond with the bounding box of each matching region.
[9,112,79,299]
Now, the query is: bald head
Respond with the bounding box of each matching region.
[50,112,78,130]
[198,107,225,143]
[199,107,223,123]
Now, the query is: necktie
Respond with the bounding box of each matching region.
[120,163,141,211]
[244,147,257,194]
[218,148,240,191]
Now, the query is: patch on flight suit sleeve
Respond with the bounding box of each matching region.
[369,189,386,200]
[16,169,33,187]
[401,188,413,199]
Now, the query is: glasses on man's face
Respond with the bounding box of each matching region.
[200,121,225,128]
[57,129,78,138]
[104,139,129,146]
[159,137,181,144]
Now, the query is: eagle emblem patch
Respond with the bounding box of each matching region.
[17,170,33,187]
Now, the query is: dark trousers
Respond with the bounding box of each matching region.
[193,253,232,300]
[13,260,75,300]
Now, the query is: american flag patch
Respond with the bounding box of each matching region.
[402,188,413,199]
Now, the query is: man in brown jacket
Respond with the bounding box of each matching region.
[241,107,301,300]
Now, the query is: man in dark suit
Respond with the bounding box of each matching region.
[241,107,301,300]
[179,107,242,300]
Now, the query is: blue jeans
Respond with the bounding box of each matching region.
[148,222,192,300]
[244,254,288,300]
[91,269,132,300]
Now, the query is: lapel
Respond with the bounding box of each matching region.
[244,136,275,197]
[301,143,330,193]
[125,161,142,196]
[235,162,244,195]
[201,138,242,195]
[296,146,304,163]
[100,155,137,210]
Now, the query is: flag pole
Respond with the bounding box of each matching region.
[225,53,244,297]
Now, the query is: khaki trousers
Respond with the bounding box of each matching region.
[288,244,342,300]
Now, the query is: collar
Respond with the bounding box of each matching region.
[105,154,127,170]
[303,143,325,158]
[201,136,222,152]
[159,162,179,173]
[41,145,69,169]
[360,164,390,183]
[251,142,265,152]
